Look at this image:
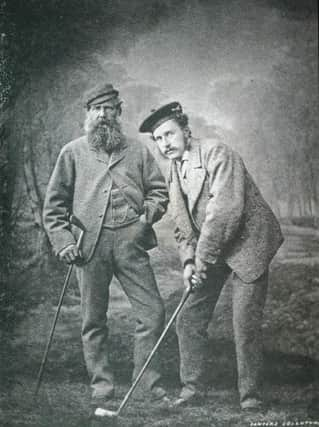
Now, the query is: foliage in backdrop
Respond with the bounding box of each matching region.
[0,0,318,339]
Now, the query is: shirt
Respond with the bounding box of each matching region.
[176,149,190,195]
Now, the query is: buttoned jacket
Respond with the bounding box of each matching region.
[43,136,168,261]
[168,137,283,283]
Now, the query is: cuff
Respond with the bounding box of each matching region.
[142,204,152,224]
[179,245,195,267]
[50,230,77,256]
[183,258,195,268]
[57,243,76,256]
[195,248,220,265]
[143,202,166,225]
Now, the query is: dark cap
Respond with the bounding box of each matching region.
[139,102,183,133]
[84,83,121,108]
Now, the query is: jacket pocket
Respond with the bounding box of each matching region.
[134,220,157,250]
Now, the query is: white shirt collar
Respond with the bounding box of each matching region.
[176,149,189,165]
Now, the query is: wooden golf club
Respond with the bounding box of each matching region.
[34,214,85,398]
[94,284,193,419]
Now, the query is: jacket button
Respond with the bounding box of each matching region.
[98,214,103,218]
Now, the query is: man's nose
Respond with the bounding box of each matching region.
[162,136,170,147]
[98,108,106,118]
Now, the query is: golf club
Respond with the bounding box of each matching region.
[94,283,193,419]
[34,214,86,398]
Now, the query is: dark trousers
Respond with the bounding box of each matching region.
[76,222,165,399]
[176,262,268,405]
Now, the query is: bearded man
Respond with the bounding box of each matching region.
[43,84,169,413]
[139,102,283,413]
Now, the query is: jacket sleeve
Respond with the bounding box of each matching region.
[174,225,196,266]
[42,148,77,255]
[195,144,245,263]
[141,145,169,224]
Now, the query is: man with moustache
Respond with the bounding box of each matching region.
[43,84,169,413]
[139,102,283,412]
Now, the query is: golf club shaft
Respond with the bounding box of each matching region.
[34,263,74,397]
[34,230,84,398]
[116,286,192,415]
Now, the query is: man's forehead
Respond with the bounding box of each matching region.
[153,119,179,136]
[91,100,118,108]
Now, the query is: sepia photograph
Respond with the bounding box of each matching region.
[0,1,318,426]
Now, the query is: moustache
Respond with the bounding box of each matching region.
[87,119,123,153]
[165,147,176,155]
[91,118,115,129]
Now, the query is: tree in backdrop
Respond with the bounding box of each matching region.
[0,0,318,334]
[0,0,19,330]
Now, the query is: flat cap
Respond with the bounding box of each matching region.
[139,102,183,133]
[84,83,121,108]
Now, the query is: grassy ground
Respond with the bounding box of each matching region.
[0,343,317,427]
[0,381,316,427]
[1,290,318,426]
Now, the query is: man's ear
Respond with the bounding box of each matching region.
[117,105,122,116]
[183,126,191,143]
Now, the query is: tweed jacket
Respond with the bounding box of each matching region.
[168,137,284,283]
[43,135,168,261]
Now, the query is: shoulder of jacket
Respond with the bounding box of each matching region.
[198,137,241,160]
[128,137,155,157]
[60,135,88,155]
[198,136,226,151]
[126,137,142,149]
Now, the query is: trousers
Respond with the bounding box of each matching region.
[176,261,268,405]
[76,222,165,399]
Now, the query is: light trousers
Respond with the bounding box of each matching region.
[76,223,165,399]
[176,261,268,405]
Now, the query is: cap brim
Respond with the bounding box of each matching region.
[87,90,119,107]
[139,102,181,133]
[139,115,175,133]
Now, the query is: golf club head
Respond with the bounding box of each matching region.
[94,407,118,418]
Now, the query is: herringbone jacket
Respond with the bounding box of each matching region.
[43,136,168,261]
[168,137,283,283]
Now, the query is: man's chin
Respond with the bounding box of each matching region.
[165,152,181,161]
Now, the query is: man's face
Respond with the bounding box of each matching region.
[88,103,120,126]
[153,119,186,160]
[85,102,123,152]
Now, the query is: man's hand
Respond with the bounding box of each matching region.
[184,262,204,292]
[195,257,208,281]
[59,244,83,265]
[139,213,148,224]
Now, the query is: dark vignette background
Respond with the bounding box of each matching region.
[0,0,318,425]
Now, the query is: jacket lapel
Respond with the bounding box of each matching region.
[89,139,128,168]
[91,150,109,164]
[187,139,206,213]
[169,162,195,241]
[108,143,128,169]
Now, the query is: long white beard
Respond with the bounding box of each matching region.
[86,118,124,152]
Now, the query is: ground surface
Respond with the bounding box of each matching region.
[1,222,319,426]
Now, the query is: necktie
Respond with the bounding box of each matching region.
[177,160,188,194]
[181,159,188,179]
